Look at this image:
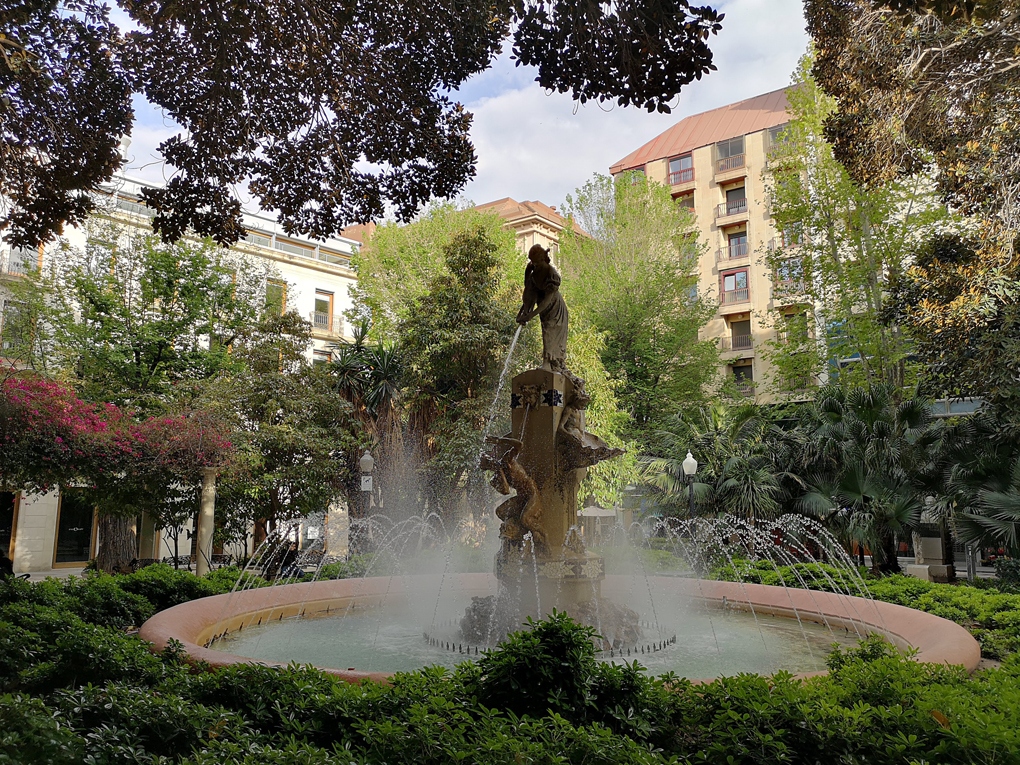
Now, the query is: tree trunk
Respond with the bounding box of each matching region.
[97,514,137,573]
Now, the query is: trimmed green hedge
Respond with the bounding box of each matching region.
[714,559,1020,660]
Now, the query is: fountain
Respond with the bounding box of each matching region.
[137,244,982,681]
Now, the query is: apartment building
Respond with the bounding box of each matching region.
[0,174,362,574]
[609,88,804,401]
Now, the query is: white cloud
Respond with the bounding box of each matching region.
[117,0,809,219]
[461,0,808,208]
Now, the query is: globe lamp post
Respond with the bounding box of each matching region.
[682,451,698,517]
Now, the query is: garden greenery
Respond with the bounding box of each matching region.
[3,567,1020,763]
[715,559,1020,660]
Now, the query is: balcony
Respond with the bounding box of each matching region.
[310,312,344,336]
[720,288,750,306]
[715,198,747,220]
[668,167,694,185]
[716,241,749,263]
[719,334,754,352]
[717,154,745,174]
[735,380,756,397]
[771,281,807,305]
[768,236,806,252]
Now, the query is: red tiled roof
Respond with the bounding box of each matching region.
[609,88,792,174]
[473,198,586,236]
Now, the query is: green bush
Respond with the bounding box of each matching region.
[117,563,220,612]
[0,574,154,629]
[0,694,83,765]
[995,557,1020,585]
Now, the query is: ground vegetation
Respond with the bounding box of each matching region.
[1,570,1020,764]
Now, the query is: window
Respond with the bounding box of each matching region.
[721,186,747,216]
[54,490,95,565]
[768,123,791,149]
[716,136,745,172]
[312,349,332,365]
[728,319,752,351]
[779,312,811,345]
[245,230,272,249]
[313,290,333,331]
[732,364,754,396]
[265,280,286,316]
[4,245,36,275]
[625,167,646,185]
[668,154,694,184]
[717,136,744,159]
[721,269,749,304]
[676,192,694,209]
[0,299,30,354]
[775,257,803,284]
[275,239,314,259]
[726,231,748,259]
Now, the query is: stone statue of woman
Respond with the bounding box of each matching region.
[516,244,569,372]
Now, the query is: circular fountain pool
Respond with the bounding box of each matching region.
[211,601,858,676]
[138,574,982,684]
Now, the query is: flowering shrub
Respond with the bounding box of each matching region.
[0,375,232,495]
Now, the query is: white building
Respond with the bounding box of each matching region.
[1,174,360,574]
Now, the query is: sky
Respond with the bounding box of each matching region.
[121,0,809,220]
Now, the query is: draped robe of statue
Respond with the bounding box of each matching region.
[519,260,569,371]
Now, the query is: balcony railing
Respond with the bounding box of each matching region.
[719,334,754,352]
[716,198,747,218]
[717,154,745,174]
[720,288,750,305]
[771,281,806,299]
[768,236,806,251]
[735,380,756,397]
[716,241,749,262]
[668,167,694,185]
[310,312,344,335]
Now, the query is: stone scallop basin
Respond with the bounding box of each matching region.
[138,574,982,684]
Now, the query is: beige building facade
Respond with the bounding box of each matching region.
[610,88,809,402]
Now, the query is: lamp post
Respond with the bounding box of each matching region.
[355,450,375,555]
[359,450,374,512]
[682,451,698,517]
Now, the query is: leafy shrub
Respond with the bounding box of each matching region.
[461,610,600,720]
[0,694,82,765]
[995,557,1020,586]
[0,603,168,692]
[0,574,153,629]
[117,563,220,612]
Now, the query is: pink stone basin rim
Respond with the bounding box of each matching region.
[137,574,981,685]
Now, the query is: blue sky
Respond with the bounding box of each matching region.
[121,0,809,219]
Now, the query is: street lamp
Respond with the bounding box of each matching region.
[682,451,698,517]
[355,450,375,555]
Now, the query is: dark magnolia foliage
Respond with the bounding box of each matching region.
[0,0,132,250]
[805,0,1020,230]
[2,0,722,249]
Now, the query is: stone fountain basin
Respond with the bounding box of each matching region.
[137,574,981,684]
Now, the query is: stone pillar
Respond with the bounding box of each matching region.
[195,468,217,577]
[503,368,603,620]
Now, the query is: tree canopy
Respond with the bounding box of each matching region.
[2,0,723,250]
[558,173,716,444]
